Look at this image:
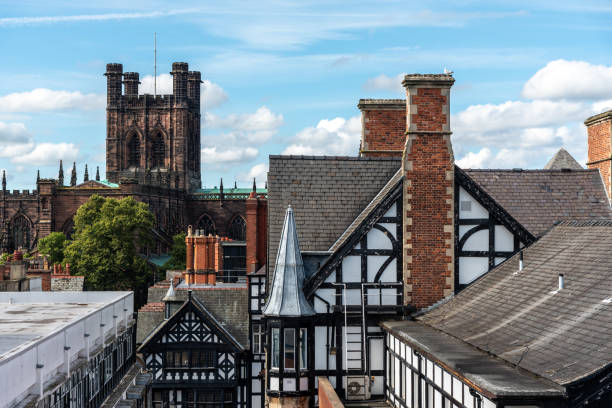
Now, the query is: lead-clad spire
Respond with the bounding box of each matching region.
[263,205,315,317]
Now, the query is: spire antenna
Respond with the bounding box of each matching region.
[154,32,157,97]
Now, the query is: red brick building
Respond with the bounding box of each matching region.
[0,61,267,273]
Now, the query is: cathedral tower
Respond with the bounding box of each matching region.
[105,62,202,191]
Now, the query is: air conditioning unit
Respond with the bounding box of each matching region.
[345,375,371,400]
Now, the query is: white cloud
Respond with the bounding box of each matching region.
[363,73,406,93]
[0,10,192,27]
[455,148,492,168]
[12,142,79,166]
[282,116,361,156]
[201,146,258,164]
[240,163,268,183]
[140,74,228,109]
[0,121,34,157]
[205,106,283,143]
[522,60,612,100]
[0,89,105,113]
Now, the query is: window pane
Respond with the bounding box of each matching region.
[272,328,280,369]
[284,328,295,370]
[299,328,307,370]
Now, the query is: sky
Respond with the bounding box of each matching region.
[0,0,611,189]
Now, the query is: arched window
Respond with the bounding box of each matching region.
[228,215,246,241]
[197,214,216,236]
[152,133,165,168]
[127,134,140,168]
[11,215,32,250]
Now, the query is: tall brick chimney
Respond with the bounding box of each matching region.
[358,99,406,157]
[402,74,455,309]
[104,63,123,106]
[585,110,612,199]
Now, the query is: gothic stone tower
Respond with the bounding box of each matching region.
[105,62,202,191]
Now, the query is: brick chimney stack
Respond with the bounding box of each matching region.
[358,99,406,157]
[585,110,612,199]
[402,73,455,309]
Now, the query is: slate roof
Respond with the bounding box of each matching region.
[329,168,403,252]
[464,169,611,236]
[419,220,612,386]
[267,155,401,275]
[543,148,583,170]
[381,321,564,399]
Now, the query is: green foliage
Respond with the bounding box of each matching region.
[38,232,67,265]
[161,232,187,270]
[0,253,9,265]
[64,195,155,291]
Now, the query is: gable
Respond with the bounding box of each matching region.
[305,173,402,298]
[139,297,243,353]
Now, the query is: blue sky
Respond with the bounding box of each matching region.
[0,1,611,189]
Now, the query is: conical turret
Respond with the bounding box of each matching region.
[83,164,89,182]
[70,162,77,186]
[58,160,64,185]
[263,206,315,317]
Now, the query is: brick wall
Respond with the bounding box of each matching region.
[585,111,612,199]
[402,74,455,309]
[51,276,84,291]
[358,99,406,158]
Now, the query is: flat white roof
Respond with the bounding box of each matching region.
[0,292,133,362]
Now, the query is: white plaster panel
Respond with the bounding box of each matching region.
[367,255,387,281]
[367,228,392,250]
[369,338,384,370]
[462,229,488,251]
[377,258,397,282]
[495,225,515,251]
[459,187,488,219]
[367,288,381,306]
[371,375,384,395]
[270,377,279,391]
[283,378,295,391]
[252,378,261,392]
[495,257,507,266]
[379,223,397,239]
[459,257,489,285]
[342,256,361,282]
[324,270,336,283]
[251,396,261,408]
[251,361,262,376]
[383,203,396,217]
[315,289,335,310]
[315,326,329,370]
[345,289,361,305]
[382,288,399,305]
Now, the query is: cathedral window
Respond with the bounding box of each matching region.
[152,133,165,168]
[11,215,31,250]
[228,215,246,241]
[197,214,216,236]
[127,134,140,168]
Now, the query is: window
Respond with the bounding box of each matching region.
[11,215,31,250]
[228,216,246,241]
[284,328,295,370]
[166,351,189,368]
[127,134,140,167]
[152,133,165,168]
[271,328,280,369]
[253,324,264,355]
[299,328,307,370]
[191,350,216,369]
[197,214,216,236]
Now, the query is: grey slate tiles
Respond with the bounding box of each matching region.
[420,220,612,385]
[464,169,611,236]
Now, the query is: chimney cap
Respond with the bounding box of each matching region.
[584,109,612,127]
[402,73,455,88]
[357,99,405,111]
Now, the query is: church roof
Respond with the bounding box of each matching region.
[543,148,583,170]
[464,169,611,236]
[418,220,612,386]
[263,206,315,317]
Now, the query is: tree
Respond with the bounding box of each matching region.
[162,232,186,270]
[38,231,66,265]
[64,195,154,291]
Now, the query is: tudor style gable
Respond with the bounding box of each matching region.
[139,294,244,384]
[455,166,535,288]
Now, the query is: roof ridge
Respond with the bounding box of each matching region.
[269,155,401,161]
